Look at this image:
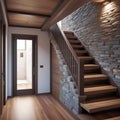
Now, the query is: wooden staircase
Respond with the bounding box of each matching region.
[105,116,120,120]
[64,31,120,114]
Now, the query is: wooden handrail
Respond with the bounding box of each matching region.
[57,24,79,64]
[50,24,84,96]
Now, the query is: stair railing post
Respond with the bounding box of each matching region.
[78,60,84,96]
[78,60,86,113]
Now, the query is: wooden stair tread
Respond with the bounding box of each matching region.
[72,45,83,47]
[68,37,77,39]
[76,50,87,53]
[65,34,77,39]
[64,31,74,34]
[84,85,117,95]
[78,56,93,60]
[64,31,120,114]
[84,64,99,70]
[80,99,120,113]
[104,116,120,120]
[69,40,81,43]
[84,74,108,80]
[86,96,118,103]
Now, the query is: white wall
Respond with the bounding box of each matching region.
[8,27,50,96]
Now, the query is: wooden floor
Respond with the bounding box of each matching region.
[0,95,76,120]
[1,94,120,120]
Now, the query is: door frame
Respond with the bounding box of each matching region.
[12,34,38,96]
[0,6,6,115]
[0,19,3,115]
[3,25,6,105]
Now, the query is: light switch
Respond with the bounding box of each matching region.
[40,65,44,68]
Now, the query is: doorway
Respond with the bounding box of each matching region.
[12,34,38,96]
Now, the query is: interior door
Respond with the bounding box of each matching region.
[12,34,38,96]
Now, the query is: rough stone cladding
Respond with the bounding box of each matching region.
[61,0,120,87]
[50,35,79,115]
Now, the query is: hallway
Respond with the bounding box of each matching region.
[0,95,75,120]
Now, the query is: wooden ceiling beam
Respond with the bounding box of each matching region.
[41,0,89,30]
[8,12,48,28]
[7,10,51,18]
[8,24,41,29]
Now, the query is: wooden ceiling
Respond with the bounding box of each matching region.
[5,0,87,29]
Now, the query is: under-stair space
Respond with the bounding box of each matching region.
[64,31,120,115]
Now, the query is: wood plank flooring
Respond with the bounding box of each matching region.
[1,94,120,120]
[0,95,75,120]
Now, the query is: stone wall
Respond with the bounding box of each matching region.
[61,0,120,87]
[50,34,79,115]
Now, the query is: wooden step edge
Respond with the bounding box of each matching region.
[72,45,83,47]
[70,43,81,46]
[64,31,74,34]
[68,38,78,41]
[84,85,117,95]
[67,36,78,39]
[85,96,118,103]
[69,39,80,41]
[80,99,120,113]
[69,40,81,43]
[84,64,100,70]
[65,33,76,37]
[76,50,87,53]
[104,116,120,120]
[73,47,84,49]
[78,57,93,60]
[84,74,108,80]
[84,77,108,83]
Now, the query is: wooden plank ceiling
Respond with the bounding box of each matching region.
[5,0,87,29]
